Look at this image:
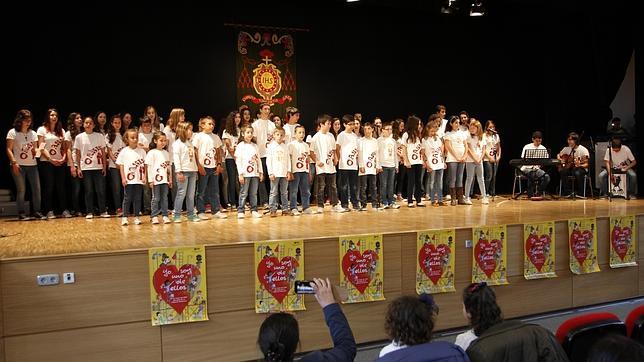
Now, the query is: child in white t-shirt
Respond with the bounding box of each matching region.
[117,129,147,225]
[310,115,341,213]
[336,115,360,211]
[464,120,488,205]
[266,128,290,216]
[172,121,200,223]
[287,125,311,215]
[193,116,227,220]
[358,123,379,210]
[145,131,172,224]
[376,122,400,209]
[37,108,69,218]
[106,114,126,216]
[401,116,426,207]
[74,116,109,219]
[235,124,264,218]
[422,116,445,206]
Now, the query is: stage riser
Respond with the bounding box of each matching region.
[0,216,642,362]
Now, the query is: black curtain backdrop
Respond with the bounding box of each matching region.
[2,0,638,193]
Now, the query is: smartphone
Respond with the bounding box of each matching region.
[294,280,315,294]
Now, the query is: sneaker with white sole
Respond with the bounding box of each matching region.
[134,217,142,225]
[237,212,245,219]
[291,209,301,216]
[333,205,347,213]
[62,210,72,218]
[463,197,473,205]
[151,217,160,224]
[198,213,210,220]
[316,207,324,214]
[46,211,56,219]
[302,208,314,215]
[100,212,110,218]
[252,211,262,218]
[481,197,489,205]
[173,215,183,223]
[417,202,426,207]
[214,212,228,219]
[188,215,201,222]
[121,217,128,226]
[86,214,94,219]
[162,216,171,224]
[391,204,401,209]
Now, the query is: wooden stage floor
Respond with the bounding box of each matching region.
[1,197,643,259]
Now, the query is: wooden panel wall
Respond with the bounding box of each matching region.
[0,216,642,361]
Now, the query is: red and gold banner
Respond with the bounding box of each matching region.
[149,246,207,326]
[416,229,456,294]
[610,215,638,268]
[472,225,508,285]
[568,218,600,274]
[339,234,384,303]
[524,221,557,280]
[255,240,305,313]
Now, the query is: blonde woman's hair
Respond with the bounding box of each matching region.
[470,119,483,138]
[168,108,185,133]
[175,121,193,142]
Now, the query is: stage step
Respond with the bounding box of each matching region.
[0,201,28,217]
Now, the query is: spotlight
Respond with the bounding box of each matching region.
[470,0,485,16]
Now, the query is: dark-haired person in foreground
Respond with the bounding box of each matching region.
[377,294,469,362]
[257,278,356,362]
[587,334,644,362]
[455,282,503,350]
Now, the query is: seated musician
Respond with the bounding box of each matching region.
[557,132,589,196]
[520,131,551,198]
[598,136,637,199]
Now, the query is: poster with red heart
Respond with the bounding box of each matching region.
[523,221,557,280]
[416,229,456,295]
[339,234,384,303]
[568,218,600,274]
[609,215,637,268]
[149,246,207,326]
[472,225,508,285]
[255,240,305,313]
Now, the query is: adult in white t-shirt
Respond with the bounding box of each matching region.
[283,106,301,143]
[557,132,590,196]
[37,108,69,218]
[598,137,637,198]
[443,117,468,205]
[222,111,241,208]
[519,131,551,197]
[336,117,360,210]
[251,103,276,206]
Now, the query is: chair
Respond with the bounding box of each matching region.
[558,174,594,199]
[625,304,644,344]
[555,312,626,362]
[512,168,528,199]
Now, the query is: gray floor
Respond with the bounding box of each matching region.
[354,297,644,362]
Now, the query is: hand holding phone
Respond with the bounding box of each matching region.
[294,280,315,294]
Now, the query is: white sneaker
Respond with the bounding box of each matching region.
[408,203,415,208]
[46,211,56,219]
[303,208,314,215]
[121,217,128,226]
[151,217,159,224]
[444,194,452,201]
[198,213,210,220]
[391,204,401,209]
[464,197,473,205]
[291,209,301,216]
[62,210,72,218]
[333,205,347,213]
[481,197,490,205]
[316,207,324,214]
[252,211,262,218]
[134,217,142,225]
[214,211,228,219]
[162,216,171,224]
[238,212,245,219]
[86,214,94,219]
[100,212,110,218]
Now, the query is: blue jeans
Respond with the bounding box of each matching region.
[483,161,498,196]
[465,162,486,198]
[379,167,396,206]
[598,169,638,196]
[447,162,465,188]
[108,167,122,212]
[359,174,378,207]
[426,169,444,203]
[82,169,106,214]
[238,177,259,213]
[197,168,221,213]
[174,171,197,217]
[289,172,311,210]
[522,168,550,196]
[151,184,169,217]
[269,177,288,212]
[70,174,83,213]
[338,169,359,208]
[225,159,239,207]
[122,184,143,216]
[11,165,41,215]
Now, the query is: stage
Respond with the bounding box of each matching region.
[0,197,643,361]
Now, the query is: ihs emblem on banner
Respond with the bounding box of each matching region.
[242,49,293,105]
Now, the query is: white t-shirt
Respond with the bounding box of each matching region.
[520,143,548,171]
[379,341,407,358]
[358,137,378,175]
[6,129,38,166]
[559,145,590,169]
[172,139,197,172]
[423,136,445,170]
[251,118,276,158]
[401,132,423,165]
[306,134,316,165]
[235,142,263,177]
[455,329,477,351]
[444,130,467,163]
[604,145,635,169]
[106,133,126,169]
[138,132,153,149]
[283,123,299,144]
[377,135,399,169]
[116,147,147,185]
[266,141,290,178]
[466,134,484,163]
[310,132,337,175]
[37,126,66,163]
[482,133,501,161]
[193,132,223,169]
[74,132,107,171]
[222,128,239,159]
[437,118,449,139]
[336,131,359,170]
[145,149,171,185]
[288,140,310,173]
[163,126,176,164]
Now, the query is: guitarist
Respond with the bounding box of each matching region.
[557,132,589,196]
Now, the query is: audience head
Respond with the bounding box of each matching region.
[385,294,439,346]
[258,313,299,362]
[462,282,503,336]
[587,334,644,362]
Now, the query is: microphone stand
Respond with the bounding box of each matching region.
[492,142,497,202]
[608,142,613,202]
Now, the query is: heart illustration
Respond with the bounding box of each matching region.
[418,243,451,285]
[342,249,379,293]
[152,263,199,314]
[475,239,502,278]
[570,230,589,265]
[525,234,551,272]
[611,226,631,261]
[257,256,299,303]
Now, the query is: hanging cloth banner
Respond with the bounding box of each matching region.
[149,246,208,326]
[568,218,601,274]
[472,225,509,286]
[524,221,557,280]
[339,234,385,303]
[416,229,456,294]
[254,239,305,313]
[610,215,638,268]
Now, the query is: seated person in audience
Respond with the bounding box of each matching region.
[257,278,355,362]
[557,132,589,196]
[455,282,502,351]
[598,136,637,199]
[587,334,644,362]
[377,294,469,362]
[520,131,551,197]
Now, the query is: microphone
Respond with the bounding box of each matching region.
[487,129,497,134]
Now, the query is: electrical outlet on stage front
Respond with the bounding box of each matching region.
[63,272,75,284]
[37,274,59,286]
[465,239,473,248]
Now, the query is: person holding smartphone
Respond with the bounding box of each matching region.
[257,278,356,361]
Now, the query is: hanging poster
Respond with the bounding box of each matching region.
[524,221,557,279]
[416,229,456,294]
[255,240,305,313]
[339,234,384,303]
[610,215,638,268]
[149,246,207,326]
[568,218,600,274]
[472,225,508,285]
